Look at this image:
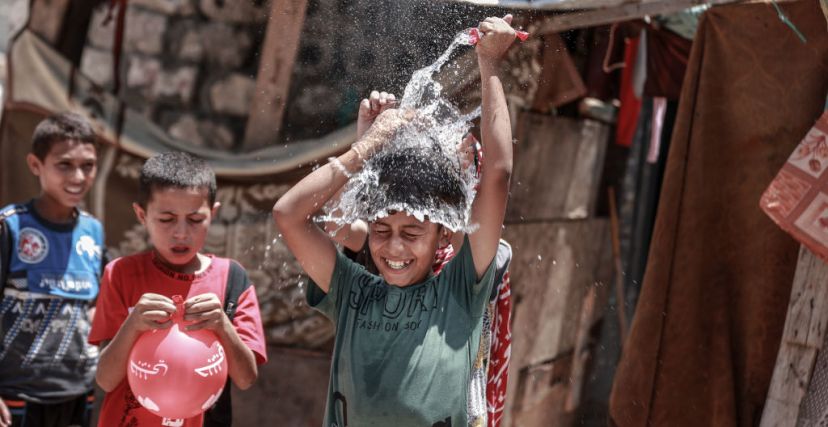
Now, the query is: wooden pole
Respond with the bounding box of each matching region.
[243,0,308,151]
[760,246,828,427]
[565,286,597,412]
[607,187,629,341]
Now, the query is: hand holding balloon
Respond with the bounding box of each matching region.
[183,293,227,332]
[127,295,229,419]
[184,293,260,390]
[127,293,176,332]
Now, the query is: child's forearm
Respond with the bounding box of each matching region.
[274,108,406,233]
[466,44,514,277]
[479,58,513,177]
[320,183,369,252]
[274,149,363,228]
[273,147,369,291]
[96,318,142,392]
[215,318,258,390]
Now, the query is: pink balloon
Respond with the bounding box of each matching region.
[127,295,228,419]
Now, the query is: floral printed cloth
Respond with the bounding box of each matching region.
[761,111,828,259]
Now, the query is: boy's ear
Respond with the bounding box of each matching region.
[132,202,147,226]
[439,227,453,247]
[211,202,221,218]
[26,153,43,177]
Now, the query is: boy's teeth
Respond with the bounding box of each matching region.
[385,259,409,270]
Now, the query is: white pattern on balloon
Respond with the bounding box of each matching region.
[136,395,160,411]
[129,360,169,380]
[194,345,225,378]
[201,392,222,410]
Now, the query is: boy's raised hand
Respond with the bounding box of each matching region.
[357,91,397,139]
[127,293,175,331]
[475,14,517,61]
[183,293,226,332]
[352,108,415,159]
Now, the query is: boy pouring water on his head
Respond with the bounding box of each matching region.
[273,15,517,426]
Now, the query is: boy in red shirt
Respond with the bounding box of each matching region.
[89,152,267,427]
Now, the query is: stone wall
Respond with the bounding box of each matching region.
[80,0,497,150]
[81,0,267,151]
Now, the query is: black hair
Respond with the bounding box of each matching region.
[361,143,466,219]
[31,112,98,160]
[138,152,217,207]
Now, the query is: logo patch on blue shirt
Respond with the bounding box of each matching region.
[75,235,101,260]
[17,227,48,264]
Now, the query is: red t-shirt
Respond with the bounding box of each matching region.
[88,252,267,427]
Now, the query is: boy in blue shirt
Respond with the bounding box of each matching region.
[274,15,517,426]
[0,112,105,427]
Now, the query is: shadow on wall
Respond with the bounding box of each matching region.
[232,346,330,426]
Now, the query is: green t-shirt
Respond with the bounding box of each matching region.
[307,237,496,427]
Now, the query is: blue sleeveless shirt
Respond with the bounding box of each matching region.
[0,202,104,403]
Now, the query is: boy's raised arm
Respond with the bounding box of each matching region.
[468,15,517,278]
[273,110,408,292]
[321,90,397,253]
[273,158,350,293]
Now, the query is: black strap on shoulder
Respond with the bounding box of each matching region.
[203,260,249,427]
[223,260,248,320]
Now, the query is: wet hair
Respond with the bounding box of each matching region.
[138,152,217,207]
[360,143,466,222]
[318,116,477,232]
[31,112,98,160]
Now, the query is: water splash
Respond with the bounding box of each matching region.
[399,28,479,119]
[319,29,481,233]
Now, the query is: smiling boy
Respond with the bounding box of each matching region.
[0,112,105,427]
[273,15,517,427]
